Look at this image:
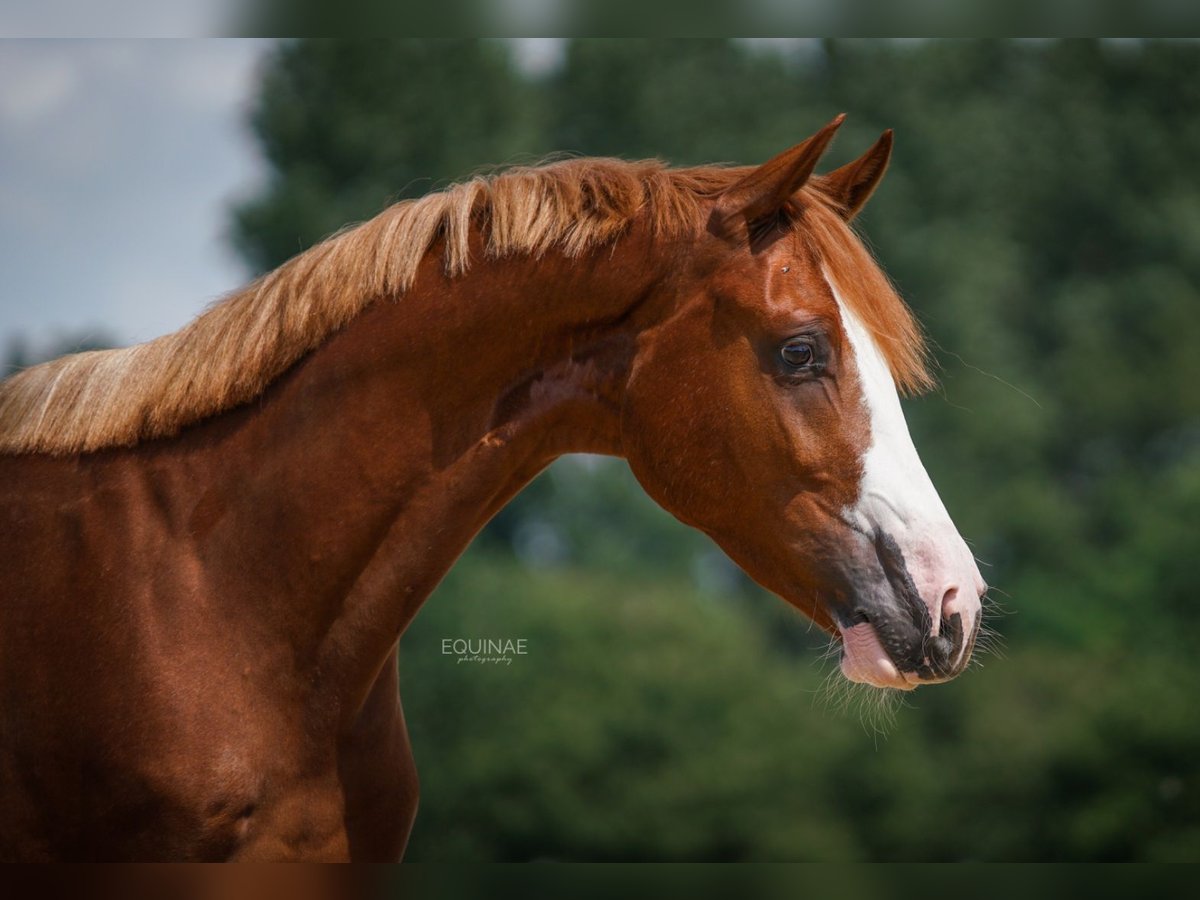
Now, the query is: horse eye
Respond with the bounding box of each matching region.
[780,340,815,368]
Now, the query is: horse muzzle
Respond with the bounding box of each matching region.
[835,529,984,690]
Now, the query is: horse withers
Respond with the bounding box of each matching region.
[0,115,984,860]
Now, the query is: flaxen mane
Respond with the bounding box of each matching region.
[0,157,929,457]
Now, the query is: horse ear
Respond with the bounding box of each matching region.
[818,129,893,221]
[714,114,845,234]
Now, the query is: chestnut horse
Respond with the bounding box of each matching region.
[0,116,985,860]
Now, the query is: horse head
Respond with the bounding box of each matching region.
[621,116,986,689]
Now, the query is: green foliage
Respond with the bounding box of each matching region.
[235,39,1200,860]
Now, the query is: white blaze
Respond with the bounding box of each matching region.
[830,280,983,670]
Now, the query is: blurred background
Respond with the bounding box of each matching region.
[3,39,1199,861]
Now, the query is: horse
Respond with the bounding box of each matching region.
[0,115,985,860]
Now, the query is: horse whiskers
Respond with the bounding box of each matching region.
[811,643,905,736]
[817,632,844,663]
[972,631,1006,661]
[974,627,1004,650]
[849,682,905,738]
[967,592,1007,664]
[981,590,1016,617]
[982,583,1013,601]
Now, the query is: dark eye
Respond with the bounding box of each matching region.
[780,339,816,368]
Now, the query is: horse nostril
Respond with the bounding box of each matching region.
[928,602,966,675]
[848,609,870,627]
[939,585,959,620]
[926,632,958,675]
[930,633,954,658]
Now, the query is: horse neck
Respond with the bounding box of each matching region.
[167,222,673,717]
